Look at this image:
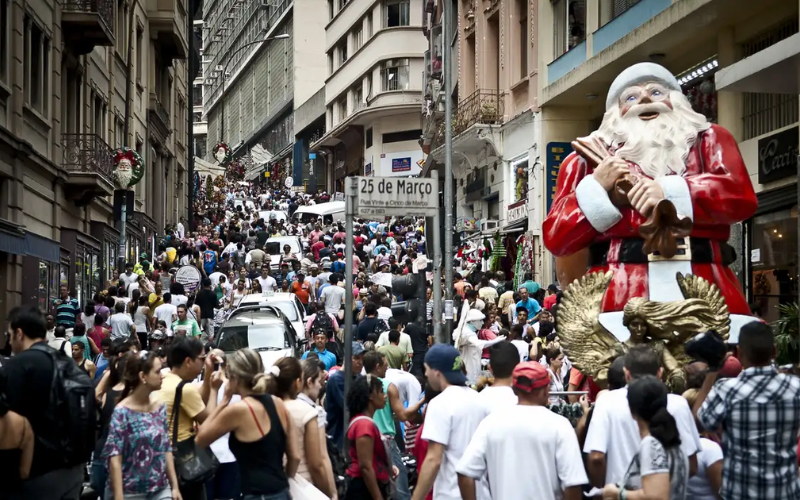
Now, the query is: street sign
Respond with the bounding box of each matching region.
[284,177,294,188]
[351,176,439,217]
[175,266,202,294]
[334,192,345,202]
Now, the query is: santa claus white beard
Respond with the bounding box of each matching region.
[594,91,710,179]
[115,168,133,189]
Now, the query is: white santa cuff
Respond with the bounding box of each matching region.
[575,176,623,233]
[656,175,694,222]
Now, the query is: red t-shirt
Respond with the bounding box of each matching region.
[346,416,390,482]
[291,280,311,304]
[569,370,601,402]
[311,241,325,260]
[88,326,108,349]
[544,294,557,311]
[413,423,433,500]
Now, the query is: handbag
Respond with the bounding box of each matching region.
[171,381,219,485]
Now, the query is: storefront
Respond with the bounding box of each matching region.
[19,232,67,312]
[133,211,158,259]
[61,229,101,307]
[90,221,119,288]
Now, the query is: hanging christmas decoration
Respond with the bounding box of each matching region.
[112,147,145,189]
[212,142,233,165]
[490,232,506,272]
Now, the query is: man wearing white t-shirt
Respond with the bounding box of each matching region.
[457,361,587,500]
[583,345,701,487]
[255,266,277,292]
[154,293,178,326]
[412,344,490,500]
[477,343,519,419]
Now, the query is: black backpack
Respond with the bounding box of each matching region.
[30,343,97,467]
[311,312,334,337]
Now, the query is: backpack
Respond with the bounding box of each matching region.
[311,312,334,337]
[30,343,97,467]
[372,318,390,336]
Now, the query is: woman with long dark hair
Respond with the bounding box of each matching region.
[103,351,181,500]
[602,375,689,500]
[344,375,391,500]
[0,368,33,498]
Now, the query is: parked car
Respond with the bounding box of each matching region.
[238,292,307,341]
[265,235,303,270]
[258,210,289,223]
[216,305,303,369]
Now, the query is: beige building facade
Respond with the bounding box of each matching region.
[420,0,543,280]
[537,0,799,318]
[0,0,189,312]
[312,0,428,189]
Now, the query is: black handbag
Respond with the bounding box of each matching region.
[171,381,219,485]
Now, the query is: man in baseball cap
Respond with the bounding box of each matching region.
[455,361,588,500]
[416,344,491,500]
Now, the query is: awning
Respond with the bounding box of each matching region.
[0,227,25,256]
[500,218,528,233]
[26,232,61,263]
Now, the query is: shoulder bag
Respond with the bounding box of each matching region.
[171,381,219,485]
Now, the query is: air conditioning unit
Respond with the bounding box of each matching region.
[436,91,445,114]
[479,219,499,231]
[215,65,224,72]
[212,35,222,42]
[259,0,277,8]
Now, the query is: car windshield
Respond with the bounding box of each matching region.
[293,212,322,224]
[217,311,289,352]
[266,239,300,255]
[267,301,298,321]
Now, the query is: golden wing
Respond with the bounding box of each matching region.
[556,271,618,382]
[676,272,731,339]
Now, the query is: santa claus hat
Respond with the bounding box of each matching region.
[606,62,681,110]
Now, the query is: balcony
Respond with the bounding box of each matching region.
[62,0,114,54]
[148,0,188,60]
[61,134,114,204]
[424,89,505,160]
[148,94,172,146]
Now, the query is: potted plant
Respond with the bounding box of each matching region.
[774,302,799,365]
[481,102,498,123]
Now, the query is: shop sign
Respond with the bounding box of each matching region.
[456,218,478,232]
[546,142,574,214]
[506,200,527,226]
[334,192,345,202]
[758,126,798,184]
[175,266,201,294]
[351,176,439,217]
[391,157,412,172]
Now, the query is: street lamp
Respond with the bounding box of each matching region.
[219,33,290,141]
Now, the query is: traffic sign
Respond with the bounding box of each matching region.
[350,176,439,217]
[284,177,294,188]
[175,266,202,293]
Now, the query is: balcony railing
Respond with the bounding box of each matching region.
[62,0,113,33]
[453,89,505,135]
[61,133,113,182]
[151,98,171,130]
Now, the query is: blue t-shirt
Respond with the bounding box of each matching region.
[302,348,337,370]
[516,298,541,319]
[203,250,217,274]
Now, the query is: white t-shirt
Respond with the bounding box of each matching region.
[456,405,588,500]
[377,307,393,322]
[154,303,178,326]
[583,386,702,485]
[686,437,723,500]
[127,282,140,299]
[476,385,517,420]
[421,385,491,500]
[384,369,422,405]
[510,339,529,362]
[171,294,189,307]
[108,312,134,340]
[210,382,241,463]
[256,275,277,292]
[208,272,224,288]
[321,285,346,314]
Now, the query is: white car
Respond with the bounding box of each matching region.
[265,236,303,270]
[238,292,306,341]
[258,210,288,223]
[216,305,301,370]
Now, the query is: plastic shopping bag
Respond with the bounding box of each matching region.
[289,475,329,500]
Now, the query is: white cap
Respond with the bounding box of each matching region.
[466,308,485,322]
[606,62,681,110]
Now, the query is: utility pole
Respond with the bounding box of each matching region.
[187,11,196,231]
[443,0,455,338]
[119,0,139,273]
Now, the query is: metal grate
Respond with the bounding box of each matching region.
[61,133,114,182]
[741,18,799,58]
[612,0,640,20]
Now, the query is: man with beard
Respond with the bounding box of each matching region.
[543,62,758,342]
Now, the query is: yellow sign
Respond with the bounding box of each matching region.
[264,171,270,178]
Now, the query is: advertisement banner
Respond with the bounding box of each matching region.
[391,157,412,172]
[545,142,574,214]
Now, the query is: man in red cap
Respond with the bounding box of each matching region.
[456,361,587,500]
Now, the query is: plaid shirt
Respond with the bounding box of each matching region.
[698,365,800,500]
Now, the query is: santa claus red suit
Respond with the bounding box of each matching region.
[543,63,758,342]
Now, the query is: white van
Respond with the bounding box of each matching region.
[291,201,345,225]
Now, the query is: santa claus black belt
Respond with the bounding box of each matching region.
[588,238,736,267]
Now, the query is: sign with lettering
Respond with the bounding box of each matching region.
[391,157,412,172]
[350,177,439,217]
[175,266,201,294]
[546,142,574,214]
[506,200,527,226]
[758,126,798,184]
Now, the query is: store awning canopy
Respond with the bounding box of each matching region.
[500,219,528,234]
[0,227,25,256]
[26,232,61,262]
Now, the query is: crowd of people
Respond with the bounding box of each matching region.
[0,179,799,500]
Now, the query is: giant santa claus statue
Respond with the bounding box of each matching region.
[544,62,759,344]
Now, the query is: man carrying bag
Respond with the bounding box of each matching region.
[158,337,222,500]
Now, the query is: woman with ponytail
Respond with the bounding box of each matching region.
[602,375,689,500]
[196,349,300,500]
[0,368,33,498]
[103,350,181,500]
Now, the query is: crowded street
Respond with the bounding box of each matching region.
[2,0,800,499]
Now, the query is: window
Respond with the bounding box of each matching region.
[353,84,364,110]
[353,24,364,52]
[553,0,585,58]
[193,111,202,122]
[116,0,128,57]
[367,13,373,36]
[337,95,348,123]
[328,0,334,19]
[385,0,409,27]
[383,129,422,143]
[24,16,50,116]
[338,40,348,65]
[751,208,799,323]
[92,93,106,140]
[115,117,124,148]
[381,58,409,91]
[193,83,202,106]
[194,136,207,159]
[0,0,7,82]
[517,0,528,79]
[136,27,143,83]
[339,0,347,9]
[366,128,373,148]
[328,53,334,74]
